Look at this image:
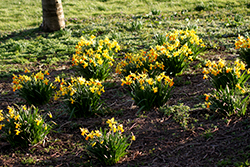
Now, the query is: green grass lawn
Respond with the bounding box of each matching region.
[0,0,247,32]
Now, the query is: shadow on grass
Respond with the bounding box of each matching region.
[0,27,47,41]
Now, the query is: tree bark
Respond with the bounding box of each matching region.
[41,0,65,32]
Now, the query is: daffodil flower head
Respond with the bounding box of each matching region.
[204,93,210,101]
[35,118,42,126]
[15,129,21,135]
[94,130,102,137]
[106,117,117,127]
[118,124,124,133]
[24,68,30,73]
[48,112,53,118]
[205,102,211,109]
[80,127,89,136]
[131,135,136,141]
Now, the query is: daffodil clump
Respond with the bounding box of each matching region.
[12,69,55,106]
[72,35,120,81]
[163,29,206,54]
[203,58,250,117]
[0,105,53,148]
[115,50,165,77]
[204,86,250,117]
[203,58,250,92]
[80,117,135,165]
[155,29,206,76]
[121,72,174,110]
[54,76,105,118]
[235,35,250,67]
[116,29,205,77]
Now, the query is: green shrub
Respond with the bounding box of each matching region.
[155,29,205,76]
[80,118,135,165]
[203,58,250,91]
[115,50,164,77]
[121,72,174,110]
[12,70,55,106]
[160,103,190,129]
[0,105,53,148]
[235,35,250,68]
[54,76,104,118]
[204,86,250,117]
[72,35,120,81]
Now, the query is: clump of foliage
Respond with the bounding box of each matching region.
[54,76,104,118]
[203,58,250,117]
[72,35,120,81]
[235,35,250,68]
[204,86,250,117]
[151,9,161,15]
[225,15,243,27]
[195,5,206,11]
[80,117,135,165]
[116,29,205,77]
[0,105,53,148]
[160,103,190,129]
[12,69,55,106]
[154,33,167,46]
[203,58,250,91]
[130,19,143,31]
[154,29,206,76]
[115,50,164,77]
[121,72,174,110]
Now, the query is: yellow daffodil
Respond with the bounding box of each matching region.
[80,127,89,136]
[15,129,21,135]
[8,106,15,119]
[118,124,124,133]
[111,124,117,133]
[131,135,136,141]
[90,35,96,39]
[35,71,44,80]
[14,114,19,121]
[226,67,232,73]
[48,112,53,118]
[94,130,102,137]
[0,111,4,122]
[92,142,96,147]
[97,59,104,65]
[0,124,5,130]
[204,93,210,101]
[22,105,27,110]
[54,76,61,83]
[169,81,174,87]
[45,70,50,75]
[203,74,208,80]
[236,84,242,90]
[106,117,117,127]
[146,78,154,85]
[205,102,211,109]
[86,131,95,140]
[35,118,42,126]
[43,78,49,85]
[24,68,30,73]
[70,98,75,104]
[152,87,158,93]
[14,122,21,129]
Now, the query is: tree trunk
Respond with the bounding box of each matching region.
[41,0,65,32]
